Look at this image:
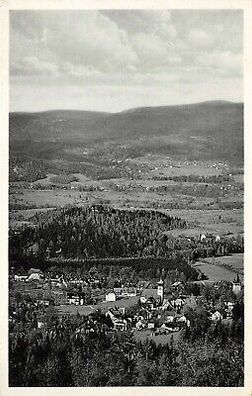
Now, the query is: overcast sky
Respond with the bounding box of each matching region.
[10,10,243,112]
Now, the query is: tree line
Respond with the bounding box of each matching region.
[152,174,233,183]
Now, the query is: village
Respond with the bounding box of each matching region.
[10,264,243,345]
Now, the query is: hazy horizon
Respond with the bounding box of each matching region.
[9,99,242,114]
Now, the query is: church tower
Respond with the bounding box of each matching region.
[232,273,241,295]
[157,279,164,303]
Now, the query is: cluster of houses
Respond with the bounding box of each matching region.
[102,279,230,336]
[14,268,44,282]
[101,277,241,335]
[12,264,242,336]
[105,287,137,302]
[100,280,190,334]
[13,268,101,290]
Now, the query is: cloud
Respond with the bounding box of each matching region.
[10,11,139,77]
[197,51,242,76]
[188,29,214,47]
[131,32,180,70]
[11,56,58,76]
[49,12,138,71]
[59,63,102,78]
[102,10,174,36]
[10,10,242,80]
[9,10,243,111]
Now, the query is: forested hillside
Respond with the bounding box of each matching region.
[9,206,243,271]
[9,101,243,169]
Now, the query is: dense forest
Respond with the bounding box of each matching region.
[10,206,188,259]
[9,206,243,281]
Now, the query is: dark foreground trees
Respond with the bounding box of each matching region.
[9,308,243,387]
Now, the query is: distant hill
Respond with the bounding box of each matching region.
[9,110,110,142]
[9,101,243,165]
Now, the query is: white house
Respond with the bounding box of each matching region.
[26,272,44,282]
[106,310,127,331]
[135,319,146,331]
[37,321,45,329]
[200,234,206,242]
[177,315,187,323]
[26,268,44,282]
[140,296,147,304]
[210,311,223,322]
[106,292,116,302]
[14,274,27,282]
[113,318,127,331]
[177,315,191,328]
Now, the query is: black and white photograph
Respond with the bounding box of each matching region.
[4,2,249,390]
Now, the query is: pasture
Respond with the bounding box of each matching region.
[132,155,226,178]
[133,328,181,346]
[194,253,244,282]
[163,209,243,236]
[33,174,58,186]
[9,186,244,238]
[203,254,244,274]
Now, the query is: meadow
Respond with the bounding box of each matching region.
[194,253,244,282]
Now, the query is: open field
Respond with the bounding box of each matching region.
[9,186,243,238]
[9,207,57,228]
[164,223,243,238]
[194,262,238,282]
[133,328,181,346]
[9,104,243,240]
[194,253,244,282]
[33,174,58,186]
[9,101,243,239]
[203,254,244,273]
[131,155,229,176]
[9,189,87,208]
[149,163,225,178]
[163,209,243,236]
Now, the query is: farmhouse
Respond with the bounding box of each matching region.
[224,301,235,318]
[14,274,27,282]
[200,234,206,242]
[135,318,147,330]
[66,291,87,305]
[210,310,223,322]
[106,291,116,302]
[114,287,137,297]
[106,310,128,331]
[26,268,44,282]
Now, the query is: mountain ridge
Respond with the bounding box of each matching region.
[9,100,244,165]
[10,99,242,116]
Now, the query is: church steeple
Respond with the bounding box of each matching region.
[157,278,164,303]
[232,273,241,295]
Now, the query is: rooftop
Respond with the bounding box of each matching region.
[56,295,139,316]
